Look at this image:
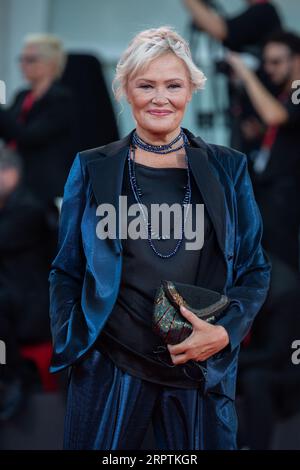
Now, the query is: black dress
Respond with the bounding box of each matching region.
[95,158,216,388]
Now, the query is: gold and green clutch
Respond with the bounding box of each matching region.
[152,280,230,345]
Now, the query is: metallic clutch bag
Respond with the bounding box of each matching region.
[152,280,230,345]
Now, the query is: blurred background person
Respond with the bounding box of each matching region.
[237,257,300,449]
[226,30,300,448]
[0,148,51,420]
[227,30,300,271]
[183,0,282,153]
[183,0,281,54]
[0,34,79,209]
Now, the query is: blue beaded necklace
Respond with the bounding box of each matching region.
[127,129,191,259]
[132,128,186,154]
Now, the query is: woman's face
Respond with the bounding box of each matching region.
[126,52,193,138]
[19,44,56,84]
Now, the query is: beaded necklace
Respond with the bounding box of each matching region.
[132,128,186,154]
[127,129,191,259]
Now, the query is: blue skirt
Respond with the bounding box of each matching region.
[64,348,238,450]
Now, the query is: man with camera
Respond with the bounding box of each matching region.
[183,1,282,152]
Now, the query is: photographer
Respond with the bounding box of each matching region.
[183,1,282,153]
[183,0,281,54]
[227,31,300,271]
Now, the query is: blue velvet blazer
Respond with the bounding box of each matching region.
[49,129,271,400]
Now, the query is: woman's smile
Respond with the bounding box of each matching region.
[147,109,173,116]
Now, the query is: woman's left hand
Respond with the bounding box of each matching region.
[167,305,230,364]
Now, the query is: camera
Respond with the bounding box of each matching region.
[215,59,233,76]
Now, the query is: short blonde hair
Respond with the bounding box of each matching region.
[23,34,66,78]
[113,26,206,101]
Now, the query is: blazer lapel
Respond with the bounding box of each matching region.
[185,133,226,256]
[86,132,132,253]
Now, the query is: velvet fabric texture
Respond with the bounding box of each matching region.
[49,128,271,403]
[64,348,238,450]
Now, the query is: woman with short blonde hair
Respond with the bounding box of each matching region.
[49,26,270,450]
[23,33,67,79]
[112,26,206,101]
[0,33,77,204]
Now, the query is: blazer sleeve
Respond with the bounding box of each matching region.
[217,154,272,352]
[48,153,86,361]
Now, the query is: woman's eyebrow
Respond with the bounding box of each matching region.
[135,78,155,83]
[135,78,185,83]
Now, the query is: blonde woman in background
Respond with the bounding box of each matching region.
[0,34,78,206]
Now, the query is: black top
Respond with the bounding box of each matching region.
[224,2,281,54]
[95,158,216,388]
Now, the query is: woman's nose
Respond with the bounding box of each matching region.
[151,92,168,105]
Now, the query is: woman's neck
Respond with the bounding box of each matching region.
[133,125,187,169]
[135,126,182,146]
[31,77,54,99]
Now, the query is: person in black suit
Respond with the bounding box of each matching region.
[0,148,51,420]
[0,34,79,206]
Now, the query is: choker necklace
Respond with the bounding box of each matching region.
[127,131,191,259]
[132,128,186,155]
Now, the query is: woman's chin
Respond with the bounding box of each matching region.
[139,121,179,136]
